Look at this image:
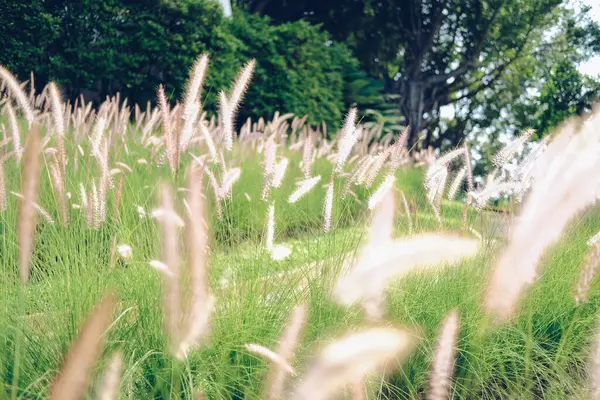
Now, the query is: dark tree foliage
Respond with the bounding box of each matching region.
[240,0,600,147]
[0,0,376,128]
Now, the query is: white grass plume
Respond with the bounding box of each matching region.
[266,202,275,251]
[272,157,289,188]
[48,82,65,137]
[335,108,358,172]
[485,114,600,322]
[464,145,474,192]
[589,320,600,399]
[50,292,116,400]
[302,135,313,178]
[220,167,241,199]
[17,126,41,284]
[493,128,535,168]
[157,184,182,354]
[178,168,213,359]
[447,167,466,200]
[334,192,479,318]
[368,174,395,210]
[264,305,307,400]
[401,191,413,234]
[98,351,123,400]
[221,60,255,150]
[293,327,417,400]
[0,160,5,212]
[323,181,334,232]
[289,176,321,203]
[158,85,178,173]
[5,102,22,159]
[589,231,600,247]
[180,54,209,150]
[0,65,34,125]
[245,344,295,374]
[574,243,600,305]
[428,311,459,400]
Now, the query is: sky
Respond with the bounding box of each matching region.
[579,0,600,76]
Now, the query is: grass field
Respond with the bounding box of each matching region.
[1,63,600,399]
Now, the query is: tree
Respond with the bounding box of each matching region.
[1,0,373,128]
[240,0,600,147]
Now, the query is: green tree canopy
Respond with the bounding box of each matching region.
[241,0,600,147]
[0,0,378,128]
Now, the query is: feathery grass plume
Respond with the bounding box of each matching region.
[49,157,69,226]
[272,157,289,188]
[246,344,295,374]
[0,65,34,125]
[485,114,600,322]
[262,138,277,200]
[91,116,107,155]
[334,192,479,318]
[180,54,209,151]
[365,151,390,188]
[574,243,600,305]
[114,174,124,219]
[589,231,600,247]
[368,174,395,210]
[294,327,417,400]
[156,184,182,354]
[589,320,600,399]
[435,148,466,166]
[17,125,41,284]
[323,180,334,232]
[302,134,313,178]
[158,85,178,173]
[48,82,65,137]
[199,121,217,160]
[5,102,22,159]
[351,156,373,187]
[205,168,222,216]
[266,202,275,251]
[389,127,410,172]
[335,108,358,172]
[463,144,474,192]
[218,92,230,147]
[263,304,307,400]
[178,167,214,359]
[221,60,256,151]
[97,351,123,400]
[493,127,535,168]
[12,192,55,224]
[50,292,116,400]
[428,311,459,400]
[401,191,413,234]
[0,159,5,212]
[220,167,241,199]
[90,184,98,227]
[468,226,483,242]
[288,175,321,203]
[79,183,88,215]
[468,181,518,210]
[447,167,467,200]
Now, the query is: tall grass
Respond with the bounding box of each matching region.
[0,60,599,399]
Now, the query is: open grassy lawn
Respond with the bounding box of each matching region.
[1,130,599,399]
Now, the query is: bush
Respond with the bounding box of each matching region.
[0,0,377,128]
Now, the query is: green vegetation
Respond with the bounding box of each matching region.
[0,114,599,398]
[0,0,374,128]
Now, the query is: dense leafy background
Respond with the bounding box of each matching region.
[0,0,381,128]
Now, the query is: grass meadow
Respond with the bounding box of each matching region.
[1,60,600,399]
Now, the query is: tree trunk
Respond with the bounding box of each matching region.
[401,81,425,148]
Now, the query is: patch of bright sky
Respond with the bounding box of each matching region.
[578,0,600,76]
